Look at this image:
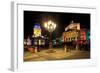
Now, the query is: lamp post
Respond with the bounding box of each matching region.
[44,20,56,52]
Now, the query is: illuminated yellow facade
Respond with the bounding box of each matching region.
[34,28,41,37]
[33,24,41,37]
[63,30,79,42]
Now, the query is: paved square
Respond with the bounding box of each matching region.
[24,48,90,61]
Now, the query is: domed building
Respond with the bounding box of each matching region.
[33,23,41,37]
[32,23,45,48]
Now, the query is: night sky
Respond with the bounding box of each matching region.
[24,11,90,39]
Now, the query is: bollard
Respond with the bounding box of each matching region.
[35,47,38,53]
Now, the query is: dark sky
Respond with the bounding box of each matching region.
[24,11,90,39]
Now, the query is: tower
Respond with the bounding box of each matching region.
[33,23,41,37]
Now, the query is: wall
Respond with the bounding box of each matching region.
[0,0,99,73]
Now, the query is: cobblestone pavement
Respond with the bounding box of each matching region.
[24,49,90,61]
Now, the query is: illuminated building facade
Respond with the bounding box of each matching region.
[79,29,90,46]
[32,23,45,47]
[63,30,79,42]
[62,21,90,51]
[63,21,80,51]
[33,24,41,37]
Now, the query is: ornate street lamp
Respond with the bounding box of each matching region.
[44,20,56,52]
